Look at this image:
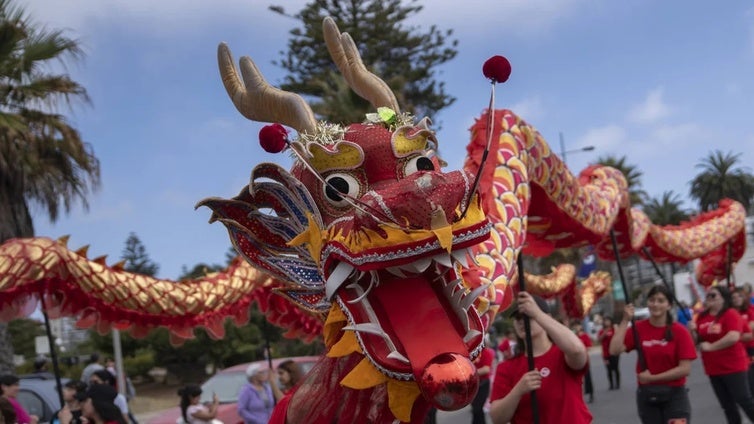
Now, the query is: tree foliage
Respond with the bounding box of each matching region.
[643,191,690,226]
[596,155,647,206]
[0,0,97,374]
[689,150,754,213]
[270,0,458,125]
[121,232,160,276]
[8,318,45,360]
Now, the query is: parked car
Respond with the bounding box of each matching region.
[146,356,319,424]
[17,373,69,424]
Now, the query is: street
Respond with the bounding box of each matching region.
[437,348,745,424]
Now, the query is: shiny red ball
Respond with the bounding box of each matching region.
[418,353,479,411]
[259,123,288,153]
[482,55,512,83]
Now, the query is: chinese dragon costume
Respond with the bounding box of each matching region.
[0,16,747,424]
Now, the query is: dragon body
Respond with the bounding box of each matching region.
[0,16,747,424]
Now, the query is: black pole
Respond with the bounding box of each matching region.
[39,294,64,407]
[609,230,647,370]
[641,247,691,323]
[726,241,734,288]
[516,252,540,424]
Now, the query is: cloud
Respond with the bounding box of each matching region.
[508,96,546,123]
[628,87,672,124]
[576,124,628,151]
[650,123,701,146]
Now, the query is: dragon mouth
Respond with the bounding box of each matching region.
[329,247,487,409]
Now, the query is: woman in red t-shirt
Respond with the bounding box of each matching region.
[488,292,592,424]
[598,316,620,390]
[689,285,754,423]
[732,288,754,391]
[609,284,697,423]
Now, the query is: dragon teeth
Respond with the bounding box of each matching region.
[326,262,355,299]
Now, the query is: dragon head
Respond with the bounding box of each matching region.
[200,17,495,420]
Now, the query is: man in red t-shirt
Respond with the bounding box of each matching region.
[573,321,594,403]
[471,346,495,424]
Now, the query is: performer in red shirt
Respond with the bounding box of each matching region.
[572,321,594,403]
[689,285,754,423]
[609,285,697,423]
[488,292,592,424]
[497,329,516,361]
[471,346,495,424]
[732,288,754,392]
[598,316,620,390]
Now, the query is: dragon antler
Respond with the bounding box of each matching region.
[322,17,400,112]
[217,43,317,134]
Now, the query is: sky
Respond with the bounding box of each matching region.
[21,0,754,280]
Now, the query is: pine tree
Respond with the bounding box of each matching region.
[270,0,458,125]
[121,232,159,276]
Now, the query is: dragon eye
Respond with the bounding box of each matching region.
[404,155,435,176]
[323,173,361,207]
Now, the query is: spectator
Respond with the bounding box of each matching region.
[0,396,16,424]
[51,380,87,424]
[89,370,130,424]
[572,321,594,403]
[237,364,273,424]
[81,354,104,385]
[610,285,697,424]
[59,383,126,424]
[270,360,304,402]
[0,374,38,424]
[597,316,620,390]
[676,301,693,327]
[488,292,592,424]
[471,345,495,424]
[689,285,754,423]
[178,384,218,424]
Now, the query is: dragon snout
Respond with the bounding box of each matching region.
[356,171,468,230]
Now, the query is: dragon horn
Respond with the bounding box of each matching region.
[217,43,317,134]
[323,17,400,113]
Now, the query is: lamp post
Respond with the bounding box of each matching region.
[559,132,595,166]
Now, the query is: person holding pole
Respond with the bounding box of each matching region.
[689,285,754,423]
[488,292,592,424]
[609,285,697,423]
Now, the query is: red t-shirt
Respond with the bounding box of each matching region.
[623,320,697,386]
[696,308,749,375]
[474,347,495,381]
[598,326,615,359]
[577,332,592,348]
[490,344,592,424]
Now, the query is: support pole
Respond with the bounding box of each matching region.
[641,247,691,323]
[516,252,540,424]
[726,241,734,288]
[39,294,64,407]
[610,230,646,370]
[262,319,276,406]
[112,329,126,396]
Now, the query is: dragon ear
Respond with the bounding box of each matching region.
[197,163,325,290]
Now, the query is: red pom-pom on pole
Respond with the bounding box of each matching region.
[482,55,511,84]
[259,123,289,153]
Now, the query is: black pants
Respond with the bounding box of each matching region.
[471,379,490,424]
[605,355,621,389]
[636,386,691,424]
[583,363,593,396]
[709,371,754,424]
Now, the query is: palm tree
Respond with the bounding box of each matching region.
[0,0,99,373]
[689,150,754,213]
[643,191,690,226]
[596,155,647,206]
